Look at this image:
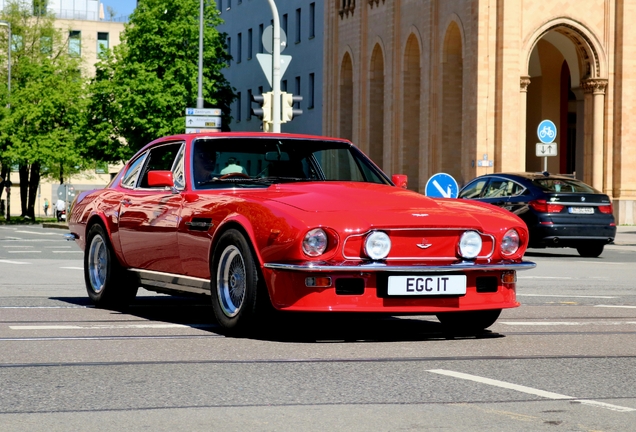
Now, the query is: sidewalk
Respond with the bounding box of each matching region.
[615,225,636,246]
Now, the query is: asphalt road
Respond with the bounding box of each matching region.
[1,225,635,431]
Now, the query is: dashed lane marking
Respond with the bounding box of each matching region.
[427,369,636,412]
[0,260,30,264]
[595,305,636,309]
[517,294,617,299]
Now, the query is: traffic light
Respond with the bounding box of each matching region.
[281,92,303,123]
[251,92,273,131]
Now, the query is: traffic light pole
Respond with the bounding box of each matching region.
[266,0,281,132]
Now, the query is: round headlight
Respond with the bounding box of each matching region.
[501,228,520,256]
[365,231,391,260]
[459,230,482,260]
[303,228,328,257]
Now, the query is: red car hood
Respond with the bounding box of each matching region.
[243,182,498,228]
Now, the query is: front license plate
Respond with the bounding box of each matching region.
[569,207,594,214]
[387,275,467,296]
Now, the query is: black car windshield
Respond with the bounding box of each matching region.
[191,138,391,189]
[532,178,598,194]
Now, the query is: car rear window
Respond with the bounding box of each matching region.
[532,178,597,193]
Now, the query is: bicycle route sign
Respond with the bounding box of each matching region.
[537,119,557,144]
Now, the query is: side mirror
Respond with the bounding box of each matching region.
[392,174,408,189]
[147,170,175,188]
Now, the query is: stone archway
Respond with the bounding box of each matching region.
[523,23,606,189]
[339,52,354,141]
[440,21,463,183]
[369,44,384,169]
[402,34,421,191]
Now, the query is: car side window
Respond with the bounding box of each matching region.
[139,143,183,189]
[171,144,186,189]
[121,154,148,189]
[483,179,513,198]
[460,179,488,199]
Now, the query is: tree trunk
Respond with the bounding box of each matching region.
[19,164,29,217]
[0,163,7,204]
[27,162,41,219]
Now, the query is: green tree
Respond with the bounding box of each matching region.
[0,0,89,219]
[83,0,235,162]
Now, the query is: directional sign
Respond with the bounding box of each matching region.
[186,116,222,128]
[186,108,221,116]
[256,53,292,87]
[536,143,558,157]
[425,173,459,198]
[537,119,557,144]
[186,128,219,134]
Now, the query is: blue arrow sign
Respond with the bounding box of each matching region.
[425,173,459,198]
[537,119,557,144]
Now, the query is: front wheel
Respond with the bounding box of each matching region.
[576,243,605,258]
[436,309,502,334]
[84,224,138,308]
[211,229,263,332]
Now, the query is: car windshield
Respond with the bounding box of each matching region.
[532,178,598,194]
[191,137,391,189]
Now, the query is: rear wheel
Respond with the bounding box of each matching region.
[84,224,138,308]
[576,243,605,258]
[436,309,502,334]
[211,229,263,332]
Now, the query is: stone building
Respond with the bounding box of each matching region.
[322,0,636,224]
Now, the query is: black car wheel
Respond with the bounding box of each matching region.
[84,224,138,308]
[436,309,502,334]
[576,243,605,258]
[211,229,263,332]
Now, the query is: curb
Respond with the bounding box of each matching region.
[42,223,69,230]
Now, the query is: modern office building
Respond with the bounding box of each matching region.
[323,0,636,225]
[217,0,323,135]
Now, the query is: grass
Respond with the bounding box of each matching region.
[0,216,61,225]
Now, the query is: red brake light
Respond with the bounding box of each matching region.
[529,199,564,213]
[598,204,613,214]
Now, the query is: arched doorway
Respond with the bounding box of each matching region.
[524,24,606,188]
[339,52,354,141]
[369,44,384,169]
[440,22,463,183]
[402,34,421,190]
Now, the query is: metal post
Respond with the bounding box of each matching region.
[266,0,281,133]
[197,0,204,109]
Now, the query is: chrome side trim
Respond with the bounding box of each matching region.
[129,269,210,294]
[263,261,536,273]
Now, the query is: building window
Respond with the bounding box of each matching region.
[40,36,52,54]
[309,73,315,109]
[282,80,287,92]
[97,32,109,56]
[309,3,316,39]
[339,0,356,18]
[237,32,242,63]
[258,24,264,53]
[69,31,81,57]
[227,36,231,61]
[237,91,242,122]
[295,76,301,108]
[295,8,301,43]
[247,89,253,120]
[282,13,288,37]
[247,28,252,60]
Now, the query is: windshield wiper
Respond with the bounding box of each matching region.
[197,177,271,186]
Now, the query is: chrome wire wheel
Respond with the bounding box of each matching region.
[87,234,107,294]
[216,245,247,318]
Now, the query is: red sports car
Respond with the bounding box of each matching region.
[67,132,535,333]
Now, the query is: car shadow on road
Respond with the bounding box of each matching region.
[49,295,505,343]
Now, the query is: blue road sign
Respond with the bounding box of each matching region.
[537,119,557,144]
[425,173,459,198]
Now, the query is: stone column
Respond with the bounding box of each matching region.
[582,78,608,190]
[519,76,531,171]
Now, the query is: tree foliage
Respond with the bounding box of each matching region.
[83,0,235,162]
[0,0,89,218]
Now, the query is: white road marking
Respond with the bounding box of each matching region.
[517,294,617,299]
[45,246,72,249]
[7,250,41,253]
[60,266,84,270]
[15,230,62,236]
[595,305,636,309]
[0,259,30,265]
[52,251,82,254]
[10,324,198,330]
[1,245,33,248]
[499,321,636,326]
[427,369,636,412]
[519,276,572,280]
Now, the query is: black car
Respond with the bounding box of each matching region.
[459,172,616,257]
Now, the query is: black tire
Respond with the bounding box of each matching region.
[211,229,264,332]
[436,309,502,334]
[576,243,605,258]
[84,224,138,308]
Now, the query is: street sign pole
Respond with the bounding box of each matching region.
[266,0,281,133]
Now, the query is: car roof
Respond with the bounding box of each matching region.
[476,172,582,181]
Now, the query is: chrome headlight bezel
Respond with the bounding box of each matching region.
[458,230,482,260]
[364,231,392,260]
[302,228,328,257]
[501,228,520,256]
